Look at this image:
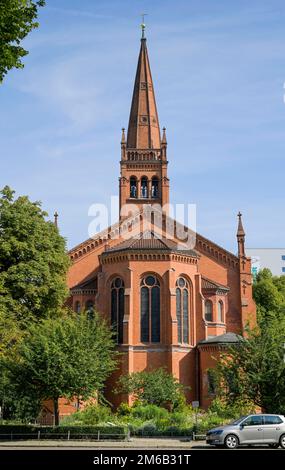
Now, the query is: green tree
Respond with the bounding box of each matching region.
[210,269,285,413]
[212,318,285,413]
[0,0,45,82]
[0,186,70,323]
[5,312,118,424]
[116,368,186,409]
[253,268,284,316]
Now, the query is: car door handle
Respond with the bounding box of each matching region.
[276,427,280,430]
[258,428,263,431]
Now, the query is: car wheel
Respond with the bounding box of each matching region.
[280,434,285,449]
[269,443,279,449]
[224,434,239,449]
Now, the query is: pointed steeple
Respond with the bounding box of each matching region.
[237,211,245,237]
[127,36,161,149]
[237,211,245,257]
[121,127,126,144]
[162,127,167,145]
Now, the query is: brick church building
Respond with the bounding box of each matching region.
[53,32,256,419]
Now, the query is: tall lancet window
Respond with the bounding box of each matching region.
[85,300,94,319]
[130,176,137,198]
[205,300,213,322]
[151,177,159,198]
[140,275,160,343]
[218,300,224,323]
[176,277,190,344]
[141,177,148,198]
[111,278,125,344]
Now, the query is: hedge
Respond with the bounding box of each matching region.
[0,425,127,440]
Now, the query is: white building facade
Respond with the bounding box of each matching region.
[246,248,285,276]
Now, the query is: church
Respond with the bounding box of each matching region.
[63,30,255,415]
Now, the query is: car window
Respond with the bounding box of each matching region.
[264,416,283,425]
[243,415,263,426]
[231,416,246,425]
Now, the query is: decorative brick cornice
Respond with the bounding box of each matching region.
[100,250,198,265]
[118,344,195,353]
[196,233,239,269]
[70,288,97,295]
[197,344,228,352]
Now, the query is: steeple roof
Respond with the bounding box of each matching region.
[237,211,245,237]
[127,38,161,149]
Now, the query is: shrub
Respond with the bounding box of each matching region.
[116,368,187,408]
[208,397,255,419]
[195,414,226,433]
[116,403,132,416]
[131,404,169,421]
[60,405,113,425]
[0,424,127,440]
[155,417,171,430]
[168,411,189,427]
[136,422,157,435]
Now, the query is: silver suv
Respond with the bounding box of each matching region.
[206,414,285,449]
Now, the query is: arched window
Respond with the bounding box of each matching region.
[130,176,137,198]
[207,370,216,395]
[74,301,81,314]
[151,177,159,198]
[85,300,94,319]
[176,277,189,344]
[205,300,213,322]
[111,277,124,344]
[141,275,160,343]
[218,300,224,323]
[141,177,148,198]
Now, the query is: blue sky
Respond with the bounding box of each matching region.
[1,0,285,252]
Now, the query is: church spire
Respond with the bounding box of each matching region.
[126,34,161,149]
[237,211,245,257]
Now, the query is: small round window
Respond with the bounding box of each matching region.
[114,278,123,288]
[145,275,156,287]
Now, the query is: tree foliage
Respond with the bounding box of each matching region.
[211,269,285,413]
[213,319,285,413]
[0,186,70,323]
[116,368,187,409]
[4,312,118,424]
[254,268,285,317]
[0,0,45,82]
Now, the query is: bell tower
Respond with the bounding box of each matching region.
[119,31,169,219]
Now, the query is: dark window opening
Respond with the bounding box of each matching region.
[151,177,159,198]
[140,275,160,342]
[176,277,190,344]
[85,300,94,319]
[111,277,125,344]
[205,300,213,322]
[130,177,137,198]
[141,177,148,198]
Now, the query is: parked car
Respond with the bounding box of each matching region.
[206,414,285,449]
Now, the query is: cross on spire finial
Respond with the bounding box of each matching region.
[140,13,147,39]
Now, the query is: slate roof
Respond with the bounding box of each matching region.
[70,277,97,291]
[201,276,230,292]
[103,231,199,257]
[198,332,243,345]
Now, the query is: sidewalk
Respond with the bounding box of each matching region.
[0,437,205,449]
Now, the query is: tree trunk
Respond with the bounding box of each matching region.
[53,398,59,426]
